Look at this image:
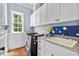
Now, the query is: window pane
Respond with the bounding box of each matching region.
[14,14,17,18]
[19,28,22,31]
[14,18,17,22]
[19,15,22,19]
[14,23,18,27]
[19,24,22,27]
[14,23,22,27]
[19,16,22,23]
[14,28,17,32]
[19,19,22,23]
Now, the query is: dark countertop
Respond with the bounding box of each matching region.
[27,33,44,37]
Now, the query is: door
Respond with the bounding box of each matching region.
[45,40,78,56]
[40,4,47,25]
[47,3,59,24]
[38,38,41,56]
[30,12,36,26]
[35,8,41,26]
[40,39,46,56]
[60,3,78,22]
[8,33,24,50]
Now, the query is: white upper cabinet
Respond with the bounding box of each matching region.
[47,3,59,24]
[35,8,41,26]
[40,4,47,25]
[30,3,79,27]
[30,12,36,27]
[60,3,78,22]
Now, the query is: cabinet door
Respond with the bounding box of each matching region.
[30,12,36,27]
[38,38,41,56]
[40,4,47,25]
[8,33,24,50]
[35,8,41,26]
[45,40,78,56]
[47,3,59,24]
[45,41,61,56]
[40,39,46,56]
[60,3,78,22]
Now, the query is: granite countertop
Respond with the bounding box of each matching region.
[42,36,79,54]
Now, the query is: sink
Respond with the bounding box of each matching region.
[47,37,78,48]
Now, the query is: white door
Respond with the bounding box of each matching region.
[45,47,54,56]
[60,3,78,22]
[30,12,36,26]
[8,33,24,50]
[45,41,59,56]
[45,40,78,56]
[47,3,59,24]
[40,39,46,56]
[38,38,41,56]
[40,4,47,25]
[35,8,41,26]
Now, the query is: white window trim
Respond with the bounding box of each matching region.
[11,10,24,33]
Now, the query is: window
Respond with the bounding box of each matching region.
[11,11,24,33]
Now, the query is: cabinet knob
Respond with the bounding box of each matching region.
[55,18,60,21]
[56,18,59,21]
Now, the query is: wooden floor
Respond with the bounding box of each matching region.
[8,46,29,56]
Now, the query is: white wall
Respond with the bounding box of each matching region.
[0,3,6,49]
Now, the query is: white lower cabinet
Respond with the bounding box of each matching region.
[38,37,46,56]
[39,39,46,56]
[45,47,63,56]
[38,39,78,56]
[8,33,25,50]
[45,47,53,56]
[46,41,78,56]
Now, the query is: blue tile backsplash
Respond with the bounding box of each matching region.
[52,25,79,37]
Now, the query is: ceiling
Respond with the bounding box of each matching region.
[17,3,37,9]
[28,3,37,6]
